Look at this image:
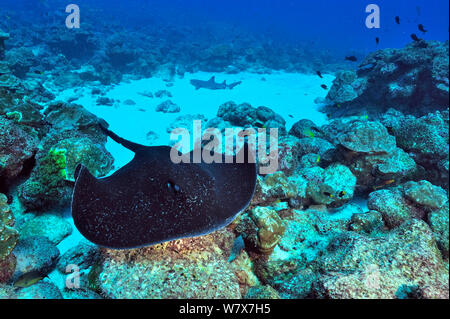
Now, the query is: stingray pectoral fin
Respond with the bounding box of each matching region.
[197,143,257,227]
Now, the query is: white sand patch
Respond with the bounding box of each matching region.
[54,71,333,172]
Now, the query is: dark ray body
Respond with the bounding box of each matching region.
[71,125,257,249]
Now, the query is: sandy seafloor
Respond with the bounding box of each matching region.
[51,71,333,169]
[46,71,368,291]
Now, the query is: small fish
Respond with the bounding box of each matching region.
[316,71,323,78]
[323,192,334,198]
[14,271,47,288]
[373,179,396,191]
[418,24,427,33]
[321,84,328,90]
[411,33,421,42]
[288,114,294,118]
[376,37,380,45]
[345,56,358,62]
[337,104,341,108]
[228,236,245,263]
[395,16,400,24]
[316,155,320,163]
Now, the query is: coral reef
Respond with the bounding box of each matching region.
[97,230,242,298]
[216,101,286,134]
[0,194,18,283]
[0,13,448,300]
[324,41,449,118]
[314,220,448,299]
[0,117,39,187]
[156,100,181,113]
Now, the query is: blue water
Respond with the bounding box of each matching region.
[2,0,448,55]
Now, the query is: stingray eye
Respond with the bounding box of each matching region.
[167,181,181,193]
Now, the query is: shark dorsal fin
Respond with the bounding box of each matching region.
[208,76,215,82]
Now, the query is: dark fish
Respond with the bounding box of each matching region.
[321,84,328,90]
[71,123,257,249]
[316,71,323,78]
[345,56,358,62]
[376,37,380,45]
[288,114,294,118]
[418,24,427,33]
[411,33,421,42]
[395,16,400,24]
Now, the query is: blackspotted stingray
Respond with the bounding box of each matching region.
[71,124,257,249]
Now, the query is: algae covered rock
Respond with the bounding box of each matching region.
[97,230,242,299]
[5,47,39,78]
[367,188,418,229]
[324,41,449,118]
[18,102,114,210]
[15,282,63,299]
[0,193,18,283]
[368,180,449,232]
[349,211,385,234]
[327,119,417,191]
[252,172,305,206]
[12,236,60,283]
[304,163,356,207]
[57,241,100,273]
[326,70,363,104]
[17,214,72,245]
[403,180,448,210]
[314,219,449,299]
[217,101,286,134]
[337,120,396,154]
[236,206,286,255]
[156,100,180,113]
[62,289,102,300]
[0,117,39,185]
[244,285,280,299]
[242,206,286,254]
[428,206,449,259]
[43,102,109,142]
[383,110,449,189]
[251,208,352,299]
[18,147,73,210]
[289,119,324,140]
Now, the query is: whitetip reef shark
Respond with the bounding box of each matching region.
[190,76,242,90]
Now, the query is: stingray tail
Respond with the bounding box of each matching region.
[98,122,146,153]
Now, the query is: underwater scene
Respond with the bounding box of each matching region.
[0,0,449,301]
